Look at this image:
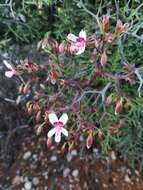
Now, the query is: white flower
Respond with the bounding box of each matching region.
[67,30,86,55]
[3,60,16,78]
[47,113,68,143]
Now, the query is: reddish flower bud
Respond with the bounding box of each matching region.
[104,33,113,44]
[46,138,52,148]
[115,20,129,35]
[115,98,123,115]
[59,41,65,53]
[49,70,57,85]
[86,133,93,149]
[23,82,29,94]
[18,84,24,94]
[101,15,109,33]
[27,104,33,116]
[36,125,43,136]
[36,110,41,123]
[100,50,107,66]
[98,131,104,140]
[124,102,130,110]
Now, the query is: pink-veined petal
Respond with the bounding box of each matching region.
[48,113,58,125]
[47,128,56,138]
[79,30,86,40]
[55,132,61,143]
[59,113,68,125]
[75,45,86,55]
[67,33,78,42]
[5,71,14,78]
[61,127,68,137]
[3,60,13,70]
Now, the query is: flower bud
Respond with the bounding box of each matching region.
[61,142,67,154]
[59,41,65,53]
[106,94,113,106]
[49,70,57,85]
[115,20,129,35]
[98,131,104,140]
[23,82,29,94]
[46,138,52,148]
[36,125,43,136]
[100,50,107,66]
[68,141,74,152]
[86,133,93,149]
[27,104,33,116]
[36,110,41,123]
[115,98,123,115]
[101,15,109,33]
[26,101,32,109]
[124,102,129,110]
[18,84,24,94]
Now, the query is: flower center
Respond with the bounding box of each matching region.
[76,37,85,47]
[53,121,63,128]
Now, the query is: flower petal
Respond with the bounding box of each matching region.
[3,60,13,70]
[47,128,56,138]
[79,30,86,40]
[55,132,61,143]
[59,113,68,125]
[48,113,58,125]
[61,127,68,137]
[75,45,86,55]
[67,33,78,42]
[5,71,14,78]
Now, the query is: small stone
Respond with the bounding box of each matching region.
[135,170,140,176]
[32,177,39,186]
[71,150,77,156]
[136,178,139,182]
[23,151,32,160]
[63,168,70,178]
[126,168,131,175]
[124,174,131,183]
[32,154,38,161]
[103,183,108,188]
[50,155,57,161]
[66,153,72,162]
[72,169,79,178]
[43,171,48,179]
[110,151,116,160]
[93,148,99,153]
[20,176,24,182]
[24,181,32,190]
[12,176,21,185]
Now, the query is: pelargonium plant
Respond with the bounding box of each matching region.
[4,16,143,151]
